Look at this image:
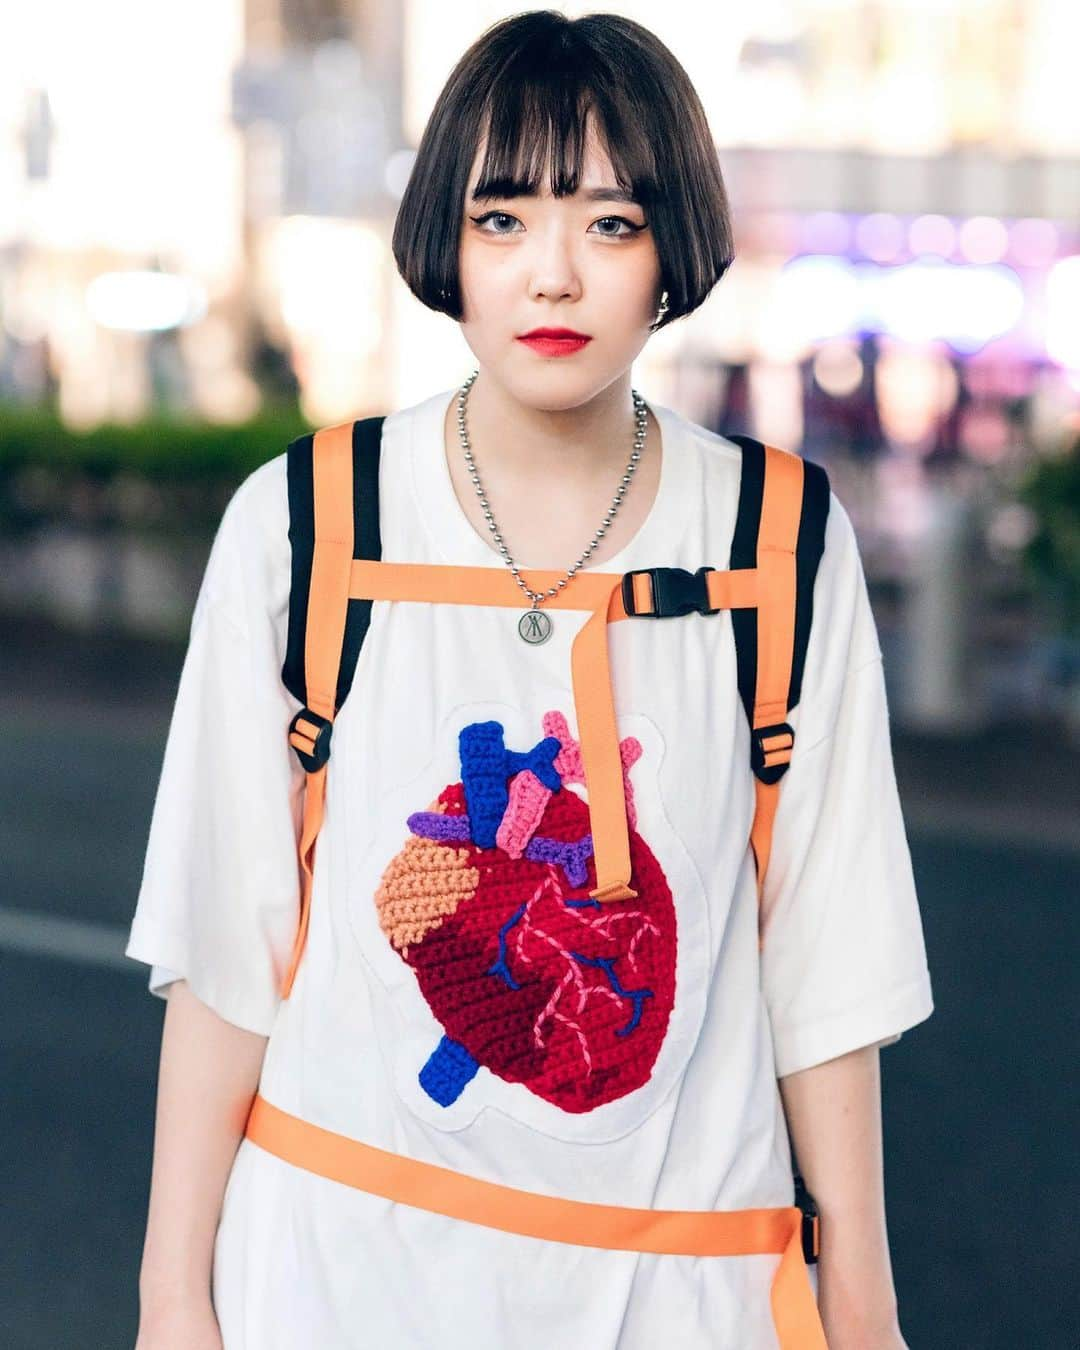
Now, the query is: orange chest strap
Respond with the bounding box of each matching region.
[281,421,804,998]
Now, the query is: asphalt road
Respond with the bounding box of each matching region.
[1,624,1076,1349]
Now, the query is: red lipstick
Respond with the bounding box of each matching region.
[516,326,593,357]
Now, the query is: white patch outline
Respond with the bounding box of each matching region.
[340,699,713,1145]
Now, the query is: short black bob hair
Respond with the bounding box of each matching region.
[392,10,735,333]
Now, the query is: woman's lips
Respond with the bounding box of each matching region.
[516,334,593,357]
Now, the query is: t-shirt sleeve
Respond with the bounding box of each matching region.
[123,458,305,1036]
[759,491,934,1079]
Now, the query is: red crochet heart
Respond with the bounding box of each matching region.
[375,760,677,1115]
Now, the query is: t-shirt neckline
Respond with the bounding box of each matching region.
[409,383,683,574]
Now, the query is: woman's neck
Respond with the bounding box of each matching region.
[446,374,647,488]
[440,373,663,570]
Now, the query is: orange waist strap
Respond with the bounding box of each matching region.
[244,1092,825,1349]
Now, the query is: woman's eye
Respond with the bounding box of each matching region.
[469,211,643,238]
[590,216,640,238]
[471,211,523,234]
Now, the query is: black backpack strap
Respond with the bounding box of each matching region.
[278,415,384,1000]
[281,415,385,713]
[726,434,831,732]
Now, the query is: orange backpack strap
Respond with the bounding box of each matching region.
[727,436,830,949]
[279,416,385,997]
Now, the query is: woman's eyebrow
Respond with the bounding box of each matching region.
[580,187,640,204]
[470,183,641,205]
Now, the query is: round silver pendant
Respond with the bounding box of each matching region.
[518,608,553,644]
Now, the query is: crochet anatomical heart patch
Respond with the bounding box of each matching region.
[373,710,678,1116]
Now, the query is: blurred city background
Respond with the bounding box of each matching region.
[1,2,1076,1348]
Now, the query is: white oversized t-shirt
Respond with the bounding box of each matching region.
[125,385,934,1349]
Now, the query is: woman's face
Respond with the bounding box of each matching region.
[457,120,663,410]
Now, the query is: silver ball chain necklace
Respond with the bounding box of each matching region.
[455,367,649,645]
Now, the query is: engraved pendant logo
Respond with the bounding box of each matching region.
[518,608,553,644]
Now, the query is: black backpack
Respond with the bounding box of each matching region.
[276,413,829,1264]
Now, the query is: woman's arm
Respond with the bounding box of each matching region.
[135,979,268,1340]
[778,1042,909,1350]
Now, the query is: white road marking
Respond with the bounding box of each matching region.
[0,905,139,971]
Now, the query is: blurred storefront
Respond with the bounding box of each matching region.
[3,1,1078,434]
[1,0,1078,729]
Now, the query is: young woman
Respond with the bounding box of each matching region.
[128,12,933,1349]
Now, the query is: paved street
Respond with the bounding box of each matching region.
[1,616,1076,1349]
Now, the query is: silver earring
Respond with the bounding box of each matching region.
[649,289,670,332]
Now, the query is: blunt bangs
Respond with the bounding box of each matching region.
[391,10,735,330]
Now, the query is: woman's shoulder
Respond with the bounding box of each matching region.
[663,409,870,660]
[218,394,429,552]
[655,400,744,481]
[196,452,292,629]
[224,450,291,567]
[668,407,856,557]
[233,447,290,519]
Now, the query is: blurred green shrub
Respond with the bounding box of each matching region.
[0,403,313,537]
[1017,435,1080,638]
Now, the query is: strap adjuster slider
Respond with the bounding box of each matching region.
[288,707,333,772]
[750,721,794,784]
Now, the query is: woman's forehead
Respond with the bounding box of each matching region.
[465,127,628,201]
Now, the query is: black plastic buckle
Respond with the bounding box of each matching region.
[794,1174,820,1265]
[621,566,718,618]
[750,721,795,786]
[288,707,333,772]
